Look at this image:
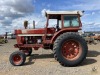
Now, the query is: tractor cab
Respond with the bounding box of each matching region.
[43,11,84,43]
[45,11,83,32]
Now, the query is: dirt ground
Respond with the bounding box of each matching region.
[0,39,100,75]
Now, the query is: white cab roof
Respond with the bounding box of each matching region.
[45,11,84,16]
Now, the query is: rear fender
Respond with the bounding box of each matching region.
[50,29,78,44]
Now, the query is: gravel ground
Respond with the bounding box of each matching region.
[0,39,100,75]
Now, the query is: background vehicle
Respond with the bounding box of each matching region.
[0,36,8,44]
[9,11,88,67]
[82,33,97,44]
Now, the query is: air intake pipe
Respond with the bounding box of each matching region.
[24,21,28,29]
[33,21,35,29]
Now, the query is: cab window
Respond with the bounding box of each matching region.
[64,15,79,27]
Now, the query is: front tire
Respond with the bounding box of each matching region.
[53,32,88,66]
[9,51,26,66]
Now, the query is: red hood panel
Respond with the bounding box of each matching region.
[15,28,45,34]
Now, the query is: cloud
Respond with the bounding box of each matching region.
[0,0,34,13]
[91,12,95,15]
[59,0,100,11]
[0,0,100,34]
[82,22,100,31]
[10,13,46,30]
[0,0,34,26]
[84,13,90,16]
[41,9,50,16]
[0,0,34,34]
[47,4,51,8]
[0,17,12,26]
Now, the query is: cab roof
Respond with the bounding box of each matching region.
[45,11,84,19]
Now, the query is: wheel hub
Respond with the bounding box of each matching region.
[62,40,81,60]
[13,54,22,64]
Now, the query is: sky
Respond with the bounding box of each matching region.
[0,0,100,34]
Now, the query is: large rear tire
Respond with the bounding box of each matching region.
[53,32,88,66]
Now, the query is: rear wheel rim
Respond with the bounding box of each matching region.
[12,54,22,65]
[61,40,82,61]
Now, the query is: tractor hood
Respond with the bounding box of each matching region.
[15,28,45,35]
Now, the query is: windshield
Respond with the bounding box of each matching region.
[48,19,61,28]
[64,15,79,27]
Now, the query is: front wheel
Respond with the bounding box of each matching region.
[9,51,26,66]
[53,32,88,66]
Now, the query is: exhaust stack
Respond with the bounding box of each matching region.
[24,21,28,29]
[33,21,35,29]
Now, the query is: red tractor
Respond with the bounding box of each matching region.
[9,11,88,66]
